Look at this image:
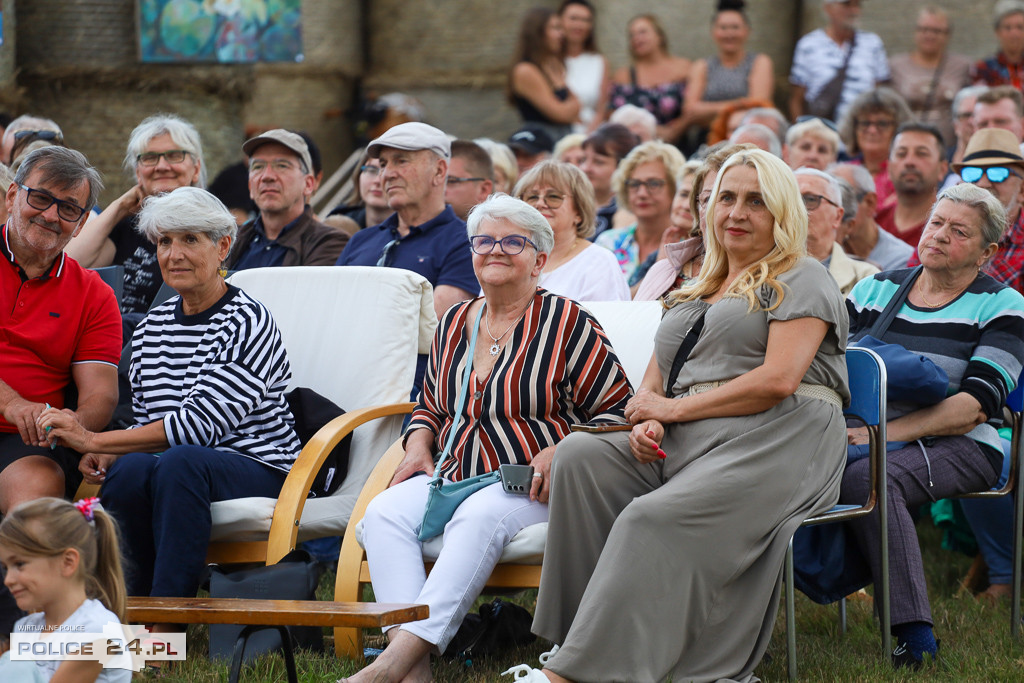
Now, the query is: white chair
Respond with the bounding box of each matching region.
[204,265,437,564]
[335,299,662,658]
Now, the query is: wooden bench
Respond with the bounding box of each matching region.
[125,597,427,683]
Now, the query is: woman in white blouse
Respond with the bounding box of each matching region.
[514,161,629,302]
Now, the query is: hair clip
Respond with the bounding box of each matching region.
[74,497,100,523]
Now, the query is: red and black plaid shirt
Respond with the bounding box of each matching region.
[973,53,1024,92]
[985,211,1024,294]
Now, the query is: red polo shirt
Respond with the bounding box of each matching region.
[875,203,927,249]
[1,223,121,433]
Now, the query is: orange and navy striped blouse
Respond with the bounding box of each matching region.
[409,289,633,482]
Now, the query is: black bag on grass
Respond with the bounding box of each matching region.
[208,549,324,664]
[442,598,536,665]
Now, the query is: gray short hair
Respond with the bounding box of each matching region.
[14,146,103,210]
[739,107,790,140]
[952,85,990,120]
[136,186,237,244]
[935,182,1008,245]
[830,162,875,195]
[124,114,206,188]
[833,176,859,223]
[729,123,782,158]
[466,193,555,255]
[794,166,842,205]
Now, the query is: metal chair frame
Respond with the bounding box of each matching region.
[784,347,890,679]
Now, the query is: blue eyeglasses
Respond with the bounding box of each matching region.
[469,234,538,255]
[960,166,1022,184]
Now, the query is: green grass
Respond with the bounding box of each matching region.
[137,520,1022,682]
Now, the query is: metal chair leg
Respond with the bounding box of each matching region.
[838,596,847,635]
[786,538,797,680]
[1013,434,1024,638]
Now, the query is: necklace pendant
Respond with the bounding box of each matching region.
[489,343,501,356]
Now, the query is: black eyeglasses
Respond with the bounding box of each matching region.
[137,150,189,166]
[854,119,896,131]
[960,166,1022,184]
[625,178,667,193]
[360,164,381,176]
[448,176,487,185]
[376,237,400,267]
[17,184,87,222]
[469,234,538,255]
[801,193,842,212]
[520,191,566,209]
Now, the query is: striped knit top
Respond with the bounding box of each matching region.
[129,285,300,472]
[847,269,1024,455]
[409,289,632,482]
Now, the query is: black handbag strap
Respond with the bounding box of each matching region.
[867,265,922,338]
[665,311,707,396]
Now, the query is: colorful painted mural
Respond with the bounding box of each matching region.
[138,0,302,63]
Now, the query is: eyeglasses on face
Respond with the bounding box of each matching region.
[625,178,667,193]
[801,193,842,212]
[960,166,1023,184]
[448,176,487,185]
[249,159,300,175]
[137,149,189,166]
[915,25,948,35]
[17,184,87,222]
[360,164,381,177]
[520,191,566,209]
[854,119,896,131]
[469,234,539,255]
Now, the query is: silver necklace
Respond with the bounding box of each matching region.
[483,304,527,356]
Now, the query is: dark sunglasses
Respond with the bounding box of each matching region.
[960,166,1022,184]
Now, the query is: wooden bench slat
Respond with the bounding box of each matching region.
[125,598,427,628]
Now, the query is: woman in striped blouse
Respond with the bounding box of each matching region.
[347,194,631,683]
[844,183,1024,668]
[40,187,300,604]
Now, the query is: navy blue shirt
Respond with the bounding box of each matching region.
[337,205,478,399]
[233,215,303,271]
[335,206,478,294]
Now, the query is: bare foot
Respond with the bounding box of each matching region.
[978,582,1012,605]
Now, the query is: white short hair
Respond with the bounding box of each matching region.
[609,104,657,140]
[794,166,842,205]
[136,186,237,244]
[465,193,554,255]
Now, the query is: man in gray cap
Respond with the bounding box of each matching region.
[336,121,478,321]
[226,128,347,270]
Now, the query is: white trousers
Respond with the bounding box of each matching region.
[361,474,548,650]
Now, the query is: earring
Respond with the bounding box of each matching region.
[218,266,228,278]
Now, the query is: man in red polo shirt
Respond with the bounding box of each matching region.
[0,146,120,510]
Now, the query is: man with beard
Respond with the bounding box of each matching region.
[875,123,949,247]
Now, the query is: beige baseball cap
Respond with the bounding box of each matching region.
[242,129,314,173]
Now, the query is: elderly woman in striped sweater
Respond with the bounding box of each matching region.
[343,193,632,683]
[39,186,300,604]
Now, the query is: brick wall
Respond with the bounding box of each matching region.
[0,0,1013,204]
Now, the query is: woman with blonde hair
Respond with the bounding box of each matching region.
[515,160,629,301]
[507,149,850,682]
[595,140,685,284]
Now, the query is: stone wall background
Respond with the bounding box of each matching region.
[0,1,1010,204]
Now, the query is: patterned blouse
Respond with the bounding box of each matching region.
[408,289,632,481]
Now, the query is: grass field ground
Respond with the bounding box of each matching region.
[135,519,1023,682]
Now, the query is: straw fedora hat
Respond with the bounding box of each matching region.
[952,128,1024,173]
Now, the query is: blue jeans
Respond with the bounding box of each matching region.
[959,441,1014,584]
[101,445,286,597]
